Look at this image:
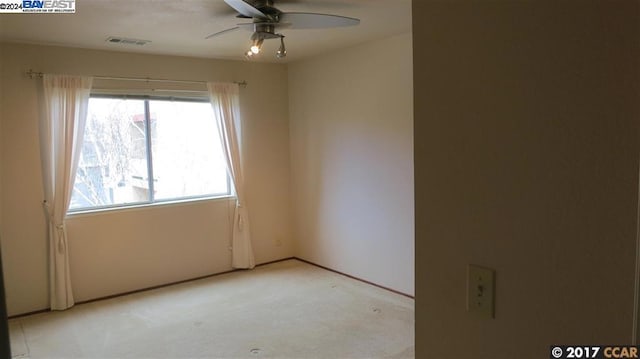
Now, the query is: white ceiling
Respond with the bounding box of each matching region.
[0,0,412,63]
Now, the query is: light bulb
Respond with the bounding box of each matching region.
[249,38,264,55]
[276,36,286,59]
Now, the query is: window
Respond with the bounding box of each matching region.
[69,96,230,211]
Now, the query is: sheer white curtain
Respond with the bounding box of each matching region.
[207,82,255,269]
[40,74,93,310]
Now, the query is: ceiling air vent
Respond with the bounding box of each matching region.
[106,37,151,46]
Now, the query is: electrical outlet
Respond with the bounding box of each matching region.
[467,264,495,319]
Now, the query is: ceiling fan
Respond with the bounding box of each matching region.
[207,0,360,59]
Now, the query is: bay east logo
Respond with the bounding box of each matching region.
[22,0,75,12]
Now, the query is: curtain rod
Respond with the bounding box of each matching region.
[25,69,248,88]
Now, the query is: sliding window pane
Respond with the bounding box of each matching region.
[69,98,150,210]
[148,100,229,201]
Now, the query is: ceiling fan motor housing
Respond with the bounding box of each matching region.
[251,0,281,19]
[251,24,281,40]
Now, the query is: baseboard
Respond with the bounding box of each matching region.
[292,257,414,299]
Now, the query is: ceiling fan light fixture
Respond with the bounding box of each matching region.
[250,38,264,54]
[276,36,286,59]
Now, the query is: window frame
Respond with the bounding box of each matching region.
[67,94,232,214]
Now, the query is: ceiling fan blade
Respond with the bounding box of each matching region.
[205,26,240,39]
[278,12,360,29]
[223,0,267,19]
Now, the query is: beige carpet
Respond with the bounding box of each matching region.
[9,259,414,358]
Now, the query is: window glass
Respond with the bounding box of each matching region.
[69,97,229,212]
[149,100,228,201]
[70,98,148,209]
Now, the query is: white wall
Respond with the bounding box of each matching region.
[0,43,293,315]
[288,33,414,295]
[414,1,639,357]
